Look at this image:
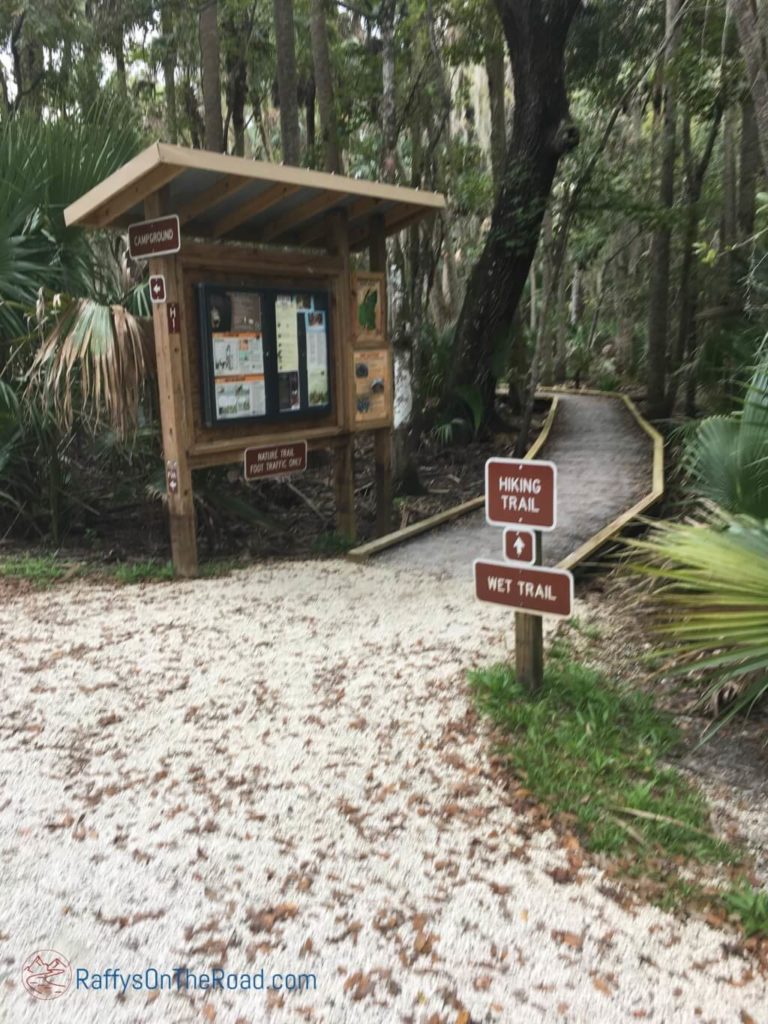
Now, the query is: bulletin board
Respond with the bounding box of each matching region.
[196,283,333,428]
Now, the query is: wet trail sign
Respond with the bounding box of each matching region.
[485,458,556,530]
[474,560,573,619]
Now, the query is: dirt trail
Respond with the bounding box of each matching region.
[1,563,764,1023]
[377,393,653,573]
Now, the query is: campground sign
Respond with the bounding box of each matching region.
[128,215,181,259]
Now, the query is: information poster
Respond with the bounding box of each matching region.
[354,348,389,423]
[197,283,332,426]
[276,295,301,411]
[305,310,329,407]
[212,331,266,420]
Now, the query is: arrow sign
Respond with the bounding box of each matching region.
[149,274,166,304]
[504,528,535,565]
[474,559,573,619]
[485,458,557,530]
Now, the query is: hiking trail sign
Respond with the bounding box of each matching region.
[475,456,574,691]
[485,457,556,530]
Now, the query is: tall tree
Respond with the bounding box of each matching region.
[309,0,343,173]
[446,0,581,416]
[199,0,224,152]
[273,0,301,165]
[730,0,768,178]
[646,0,681,419]
[160,2,178,143]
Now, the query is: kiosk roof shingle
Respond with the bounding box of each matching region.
[63,142,446,251]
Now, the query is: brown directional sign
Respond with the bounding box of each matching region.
[474,559,573,618]
[128,214,181,259]
[244,441,308,481]
[504,528,535,565]
[485,458,557,530]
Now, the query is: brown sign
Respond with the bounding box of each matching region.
[167,302,180,334]
[244,441,308,481]
[504,528,535,564]
[485,458,557,530]
[128,214,181,259]
[474,560,573,618]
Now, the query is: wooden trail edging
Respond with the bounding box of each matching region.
[347,395,561,562]
[347,389,664,572]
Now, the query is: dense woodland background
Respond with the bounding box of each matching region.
[1,3,768,708]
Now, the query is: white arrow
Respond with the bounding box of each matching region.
[152,282,162,296]
[514,537,525,557]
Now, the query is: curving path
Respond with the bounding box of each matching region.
[372,392,659,575]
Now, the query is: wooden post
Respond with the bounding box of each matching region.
[515,531,543,691]
[144,191,198,577]
[326,208,357,541]
[369,213,393,537]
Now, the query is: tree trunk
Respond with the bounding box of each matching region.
[273,0,301,165]
[223,9,248,156]
[447,0,581,421]
[646,0,680,420]
[668,103,722,412]
[484,0,506,194]
[730,0,768,179]
[738,93,760,238]
[199,0,224,152]
[161,3,178,143]
[309,0,343,173]
[380,0,397,182]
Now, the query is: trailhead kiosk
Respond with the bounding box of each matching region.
[64,142,444,577]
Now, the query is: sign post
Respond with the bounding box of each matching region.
[475,457,573,692]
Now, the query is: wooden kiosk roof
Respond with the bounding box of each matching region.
[63,141,445,250]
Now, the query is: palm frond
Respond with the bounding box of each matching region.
[27,295,153,438]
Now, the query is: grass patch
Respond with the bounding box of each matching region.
[469,651,735,864]
[0,554,81,587]
[112,560,175,584]
[724,884,768,937]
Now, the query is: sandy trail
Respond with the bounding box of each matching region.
[0,562,763,1023]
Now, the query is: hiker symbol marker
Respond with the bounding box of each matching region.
[504,528,535,565]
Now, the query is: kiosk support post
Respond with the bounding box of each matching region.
[326,209,357,542]
[369,214,393,538]
[514,530,543,692]
[144,192,198,577]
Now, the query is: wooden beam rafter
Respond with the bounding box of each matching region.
[260,190,344,243]
[211,182,300,238]
[177,173,252,226]
[88,164,183,229]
